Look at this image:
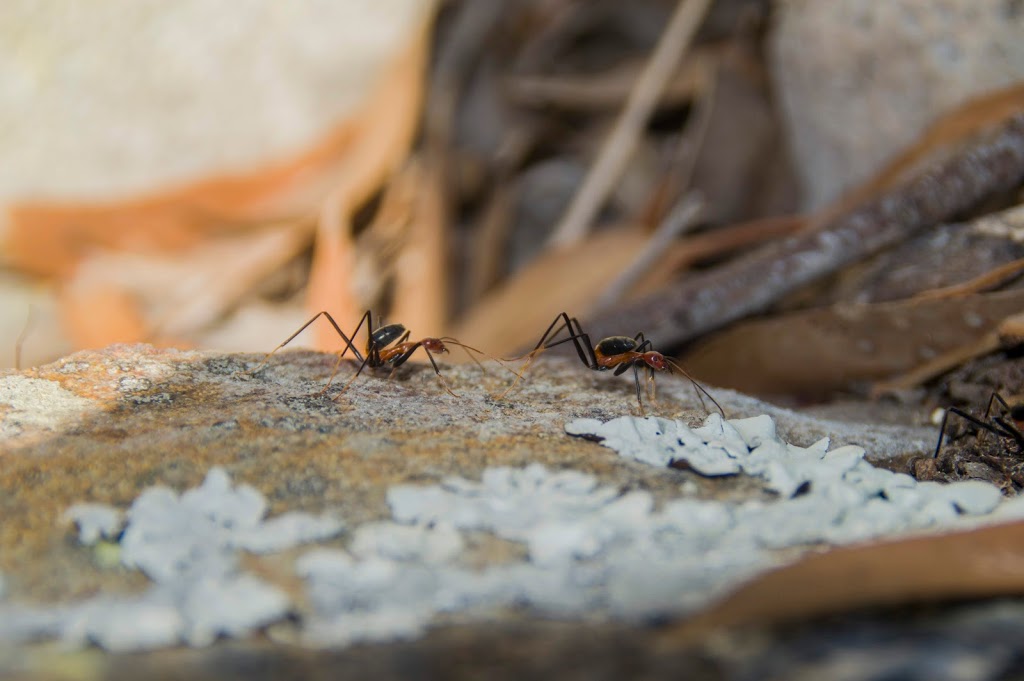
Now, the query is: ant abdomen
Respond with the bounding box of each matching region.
[595,336,639,358]
[370,324,407,351]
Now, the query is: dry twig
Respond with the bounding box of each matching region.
[547,0,713,248]
[589,113,1024,345]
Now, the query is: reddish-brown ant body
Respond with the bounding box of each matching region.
[501,312,723,417]
[255,310,500,397]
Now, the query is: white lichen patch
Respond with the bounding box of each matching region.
[2,415,1018,652]
[566,413,1005,543]
[64,504,125,544]
[0,375,97,441]
[0,468,343,650]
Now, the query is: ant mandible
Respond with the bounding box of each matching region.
[253,310,502,397]
[499,312,724,417]
[933,392,1024,459]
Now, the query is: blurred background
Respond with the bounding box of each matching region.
[2,0,1023,407]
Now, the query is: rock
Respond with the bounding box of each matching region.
[0,344,956,667]
[770,0,1024,208]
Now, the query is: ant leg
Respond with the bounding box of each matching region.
[992,414,1024,454]
[631,362,647,417]
[984,392,1012,419]
[252,311,364,375]
[551,315,598,367]
[318,311,383,392]
[496,318,595,400]
[387,340,419,376]
[512,313,592,366]
[389,344,459,397]
[440,339,522,378]
[633,338,653,353]
[423,347,459,397]
[347,310,374,354]
[329,351,373,400]
[934,407,1010,458]
[534,313,578,353]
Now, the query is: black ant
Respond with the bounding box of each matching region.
[933,392,1024,458]
[914,392,1024,490]
[499,312,724,417]
[254,310,506,397]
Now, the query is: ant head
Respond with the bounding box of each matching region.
[642,351,667,371]
[422,338,449,354]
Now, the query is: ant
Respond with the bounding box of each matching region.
[932,392,1024,457]
[499,312,723,417]
[253,310,506,397]
[914,392,1024,490]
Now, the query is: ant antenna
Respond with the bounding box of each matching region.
[665,357,725,418]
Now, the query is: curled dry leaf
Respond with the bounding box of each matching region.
[55,223,312,350]
[663,520,1024,646]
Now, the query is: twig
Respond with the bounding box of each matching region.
[547,0,713,248]
[587,113,1024,345]
[911,256,1024,301]
[592,193,704,312]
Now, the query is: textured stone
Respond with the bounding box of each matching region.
[0,344,946,669]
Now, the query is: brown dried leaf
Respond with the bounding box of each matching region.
[664,520,1024,645]
[452,226,649,356]
[305,21,433,351]
[390,159,448,339]
[683,289,1024,398]
[56,223,311,350]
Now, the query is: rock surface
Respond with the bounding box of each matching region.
[0,344,947,676]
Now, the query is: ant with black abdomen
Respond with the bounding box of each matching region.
[254,310,509,398]
[499,312,723,417]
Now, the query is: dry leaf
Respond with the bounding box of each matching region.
[306,18,434,351]
[390,159,449,339]
[2,2,438,279]
[664,520,1024,645]
[54,224,311,350]
[684,289,1024,398]
[453,226,650,355]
